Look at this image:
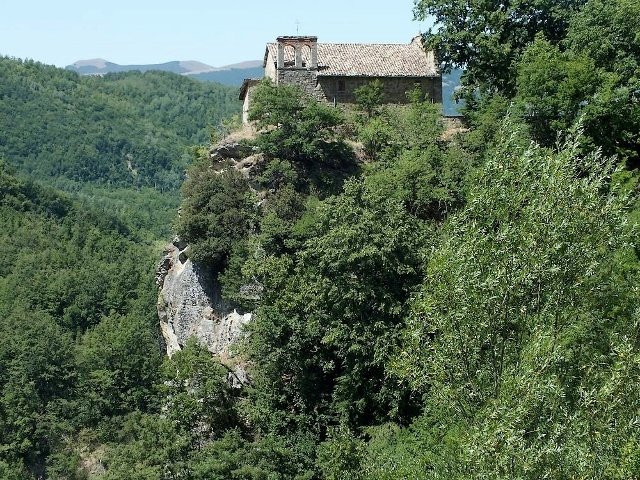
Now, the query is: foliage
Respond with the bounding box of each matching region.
[515,36,600,146]
[245,179,430,434]
[394,123,639,477]
[249,80,346,164]
[256,159,299,190]
[354,79,384,118]
[356,115,397,161]
[414,0,588,95]
[189,431,316,480]
[76,312,162,425]
[100,412,191,480]
[515,28,640,164]
[564,0,640,78]
[362,89,469,220]
[159,340,239,446]
[421,0,640,166]
[563,0,640,165]
[0,167,163,476]
[176,161,256,268]
[0,57,240,191]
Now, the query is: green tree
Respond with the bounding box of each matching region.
[354,79,384,118]
[176,161,256,269]
[564,0,640,165]
[515,36,600,146]
[0,310,75,470]
[159,340,238,446]
[248,80,346,164]
[246,180,429,434]
[396,123,639,477]
[414,0,588,95]
[101,412,191,480]
[75,313,162,425]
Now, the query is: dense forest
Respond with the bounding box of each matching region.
[0,58,241,238]
[0,59,241,478]
[0,57,240,190]
[1,0,639,478]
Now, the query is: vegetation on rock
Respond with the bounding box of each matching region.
[1,0,639,477]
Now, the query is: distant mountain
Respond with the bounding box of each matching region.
[190,66,264,86]
[66,58,216,75]
[66,59,264,86]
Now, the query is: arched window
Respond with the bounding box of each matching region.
[283,44,295,67]
[301,44,312,68]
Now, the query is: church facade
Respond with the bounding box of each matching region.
[240,35,442,124]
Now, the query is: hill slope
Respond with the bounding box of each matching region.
[0,162,164,477]
[1,57,241,192]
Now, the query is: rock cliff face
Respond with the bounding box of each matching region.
[156,239,252,363]
[155,139,263,384]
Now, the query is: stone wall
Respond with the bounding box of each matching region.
[317,76,442,105]
[276,69,324,101]
[264,51,277,82]
[273,66,442,107]
[242,82,259,125]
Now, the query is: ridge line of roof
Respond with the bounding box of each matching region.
[266,42,421,46]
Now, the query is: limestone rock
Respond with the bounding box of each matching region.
[236,152,265,180]
[210,141,255,161]
[156,242,252,375]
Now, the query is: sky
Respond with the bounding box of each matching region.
[0,0,432,68]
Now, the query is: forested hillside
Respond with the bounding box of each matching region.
[0,57,240,191]
[1,0,639,478]
[0,57,243,478]
[0,163,165,478]
[0,57,241,237]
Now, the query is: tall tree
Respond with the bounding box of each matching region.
[414,0,587,95]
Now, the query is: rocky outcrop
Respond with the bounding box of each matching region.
[156,239,252,372]
[209,140,266,182]
[155,139,263,385]
[210,141,255,161]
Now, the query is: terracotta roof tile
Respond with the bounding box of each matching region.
[265,39,439,78]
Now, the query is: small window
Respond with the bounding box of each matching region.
[337,79,346,92]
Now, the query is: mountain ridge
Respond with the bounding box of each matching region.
[66,58,262,76]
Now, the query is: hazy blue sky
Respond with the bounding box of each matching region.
[0,0,432,67]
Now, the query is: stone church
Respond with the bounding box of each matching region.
[239,35,442,124]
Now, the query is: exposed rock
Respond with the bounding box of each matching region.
[178,246,190,264]
[173,235,188,251]
[210,141,255,161]
[236,152,265,169]
[155,252,173,288]
[79,446,106,478]
[228,364,251,388]
[156,242,252,379]
[236,152,266,180]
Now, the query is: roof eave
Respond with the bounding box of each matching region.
[316,73,441,78]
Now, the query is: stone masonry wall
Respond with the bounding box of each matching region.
[276,69,324,101]
[318,76,442,105]
[274,67,442,107]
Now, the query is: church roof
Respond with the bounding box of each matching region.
[264,38,439,78]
